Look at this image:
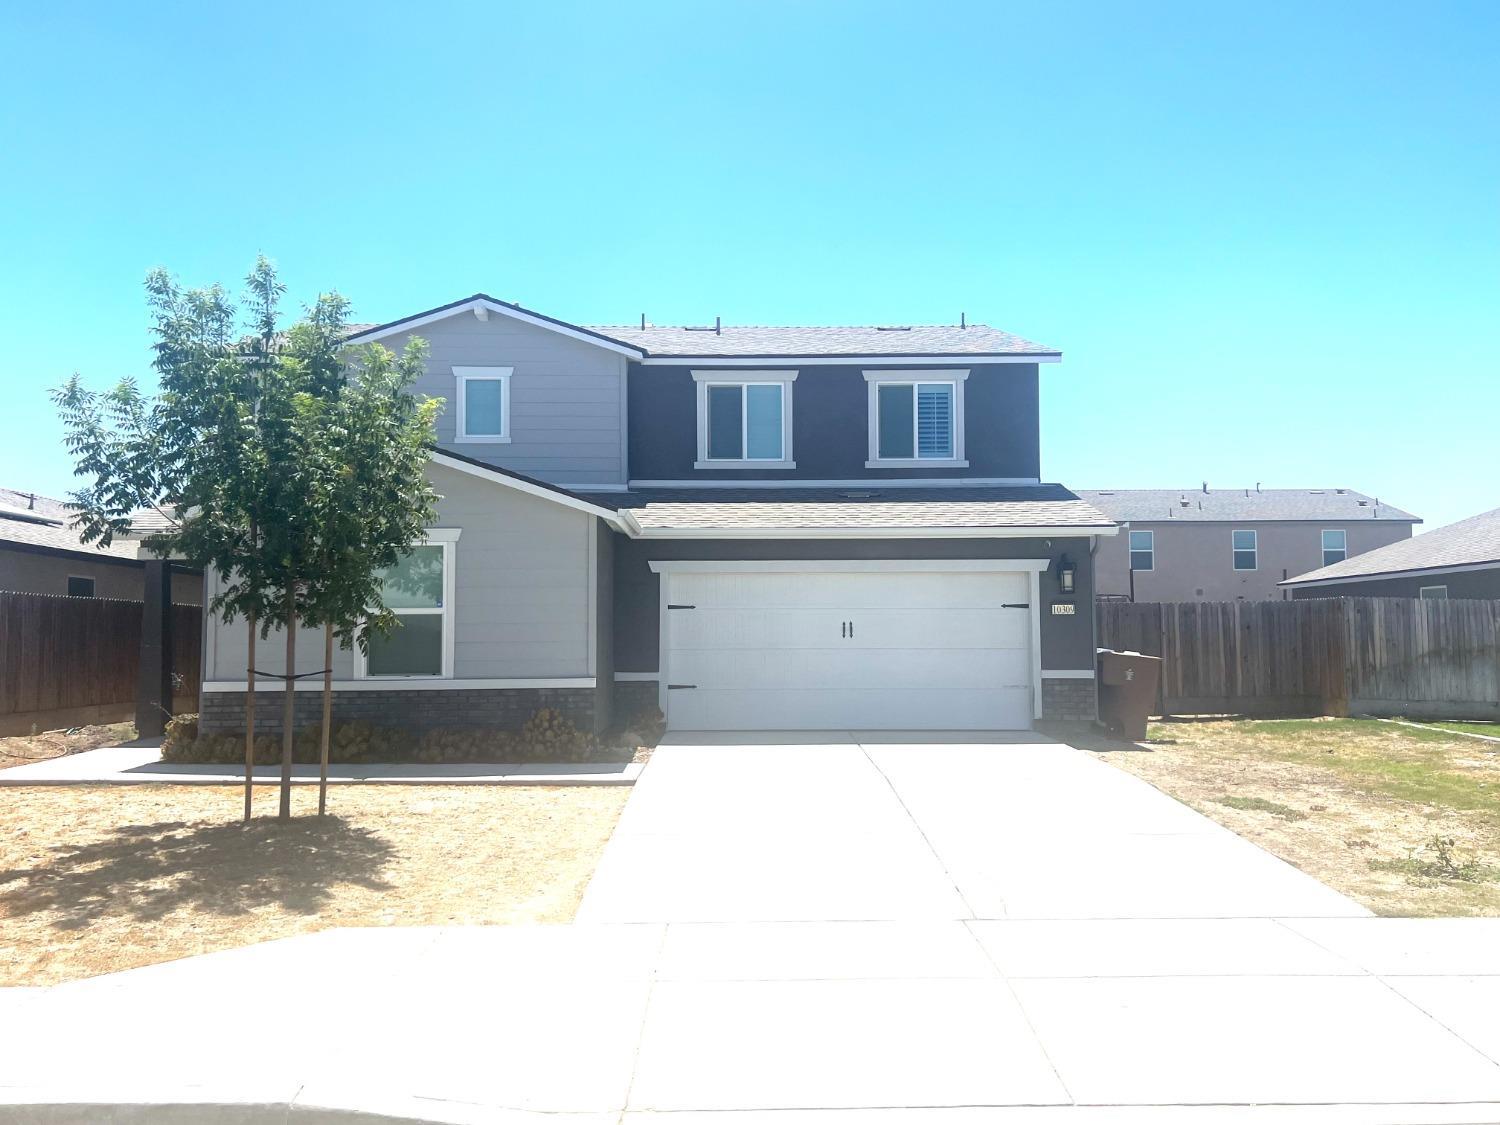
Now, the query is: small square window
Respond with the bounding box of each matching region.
[1128,530,1154,572]
[1419,585,1448,600]
[67,575,95,597]
[1321,529,1347,568]
[1232,529,1258,571]
[454,367,511,442]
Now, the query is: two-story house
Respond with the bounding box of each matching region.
[197,294,1116,736]
[1081,487,1420,602]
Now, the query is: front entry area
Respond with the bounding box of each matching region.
[657,563,1036,731]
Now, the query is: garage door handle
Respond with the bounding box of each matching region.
[848,620,854,638]
[841,621,847,638]
[1002,603,1030,609]
[667,684,697,690]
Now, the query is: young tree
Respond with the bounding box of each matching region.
[55,258,438,821]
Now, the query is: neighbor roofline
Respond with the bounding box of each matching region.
[1280,559,1500,588]
[631,524,1118,539]
[344,295,646,359]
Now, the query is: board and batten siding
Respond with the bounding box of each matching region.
[203,462,596,684]
[373,310,628,488]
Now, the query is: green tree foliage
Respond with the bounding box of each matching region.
[54,257,440,820]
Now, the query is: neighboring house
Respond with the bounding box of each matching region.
[0,488,201,604]
[197,293,1116,736]
[1282,505,1500,600]
[1080,487,1419,602]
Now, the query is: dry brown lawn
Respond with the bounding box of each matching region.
[0,722,136,768]
[1083,718,1500,917]
[0,783,627,986]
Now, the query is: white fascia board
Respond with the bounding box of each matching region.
[204,677,596,692]
[345,298,645,359]
[648,559,1052,574]
[1042,669,1097,679]
[626,476,1042,488]
[613,670,659,681]
[1280,559,1500,588]
[429,451,632,531]
[635,525,1118,540]
[640,355,1059,366]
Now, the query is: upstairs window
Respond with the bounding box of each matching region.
[1129,530,1154,572]
[1232,529,1258,571]
[693,371,797,468]
[454,367,511,443]
[1321,529,1347,567]
[864,370,969,467]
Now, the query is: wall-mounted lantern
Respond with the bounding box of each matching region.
[1055,553,1076,595]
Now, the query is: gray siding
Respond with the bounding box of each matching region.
[373,309,629,487]
[626,363,1041,481]
[612,534,1096,673]
[1290,567,1500,601]
[1096,520,1414,602]
[203,461,595,683]
[0,545,202,604]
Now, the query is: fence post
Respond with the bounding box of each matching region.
[135,559,173,737]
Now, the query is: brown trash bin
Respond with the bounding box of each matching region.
[1096,648,1162,741]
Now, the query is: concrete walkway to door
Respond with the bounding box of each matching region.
[577,732,1367,923]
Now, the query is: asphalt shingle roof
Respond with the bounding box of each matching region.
[588,485,1112,532]
[1078,488,1419,524]
[1283,506,1500,586]
[0,488,139,560]
[583,323,1058,358]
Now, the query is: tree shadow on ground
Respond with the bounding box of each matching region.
[0,815,395,931]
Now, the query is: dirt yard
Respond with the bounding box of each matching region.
[0,722,135,769]
[0,783,627,985]
[1086,718,1500,917]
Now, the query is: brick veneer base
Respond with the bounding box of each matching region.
[1041,678,1097,722]
[199,687,597,735]
[612,680,660,725]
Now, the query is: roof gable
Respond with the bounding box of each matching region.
[344,295,645,358]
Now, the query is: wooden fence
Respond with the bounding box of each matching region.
[0,591,201,734]
[1097,597,1500,720]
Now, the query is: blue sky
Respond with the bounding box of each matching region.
[2,1,1495,529]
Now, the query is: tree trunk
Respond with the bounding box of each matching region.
[244,614,256,823]
[318,622,333,816]
[279,586,296,820]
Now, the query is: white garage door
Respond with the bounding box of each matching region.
[663,569,1034,731]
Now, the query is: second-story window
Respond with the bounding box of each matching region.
[692,371,797,468]
[1321,529,1347,567]
[1129,530,1154,571]
[454,366,512,443]
[1232,529,1258,571]
[864,370,968,467]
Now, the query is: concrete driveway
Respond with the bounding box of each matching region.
[577,733,1367,922]
[7,733,1500,1122]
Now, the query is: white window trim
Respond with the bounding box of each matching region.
[1419,585,1449,600]
[863,370,969,468]
[355,528,461,680]
[66,574,97,597]
[453,366,512,444]
[1321,528,1348,567]
[1232,528,1258,571]
[1128,529,1155,572]
[692,370,797,470]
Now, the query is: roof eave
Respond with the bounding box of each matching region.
[632,523,1118,539]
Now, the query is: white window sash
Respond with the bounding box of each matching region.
[453,367,512,443]
[863,369,968,468]
[1232,529,1258,571]
[692,370,797,468]
[355,531,460,680]
[1129,530,1154,572]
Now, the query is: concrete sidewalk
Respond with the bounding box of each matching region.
[4,921,1500,1121]
[0,742,641,786]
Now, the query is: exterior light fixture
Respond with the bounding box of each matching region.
[1056,554,1076,595]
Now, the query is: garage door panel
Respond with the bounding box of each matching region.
[663,569,1035,732]
[669,687,1032,731]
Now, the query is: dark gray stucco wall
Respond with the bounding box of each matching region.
[612,533,1097,673]
[626,363,1041,481]
[1290,567,1500,601]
